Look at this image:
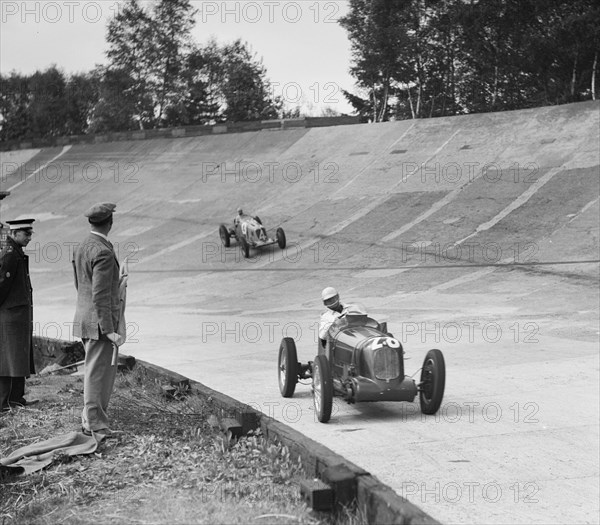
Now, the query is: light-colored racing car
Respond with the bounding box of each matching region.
[219,214,286,258]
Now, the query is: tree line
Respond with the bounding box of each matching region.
[339,0,599,121]
[0,0,283,142]
[1,0,598,141]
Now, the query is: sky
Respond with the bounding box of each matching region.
[0,0,357,115]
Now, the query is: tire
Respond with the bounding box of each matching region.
[278,338,298,397]
[240,237,250,258]
[219,224,230,247]
[419,349,446,415]
[254,216,262,225]
[276,227,286,249]
[313,354,333,423]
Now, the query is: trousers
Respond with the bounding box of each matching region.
[0,376,25,411]
[81,338,118,431]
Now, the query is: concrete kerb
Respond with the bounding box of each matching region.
[132,357,441,524]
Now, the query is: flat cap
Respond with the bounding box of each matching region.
[85,202,116,223]
[6,218,35,231]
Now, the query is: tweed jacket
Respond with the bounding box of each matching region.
[0,236,35,376]
[72,233,120,340]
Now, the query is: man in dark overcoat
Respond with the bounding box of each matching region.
[72,203,121,436]
[0,219,36,411]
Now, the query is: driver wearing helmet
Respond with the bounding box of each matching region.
[318,287,345,347]
[233,207,245,227]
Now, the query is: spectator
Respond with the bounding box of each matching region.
[72,203,123,436]
[0,219,37,412]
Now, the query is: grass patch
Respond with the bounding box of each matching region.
[0,367,364,524]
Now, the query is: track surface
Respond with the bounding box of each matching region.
[2,101,598,524]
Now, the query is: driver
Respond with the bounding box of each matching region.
[318,287,345,347]
[233,207,245,226]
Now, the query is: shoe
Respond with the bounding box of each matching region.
[9,398,39,408]
[82,426,112,437]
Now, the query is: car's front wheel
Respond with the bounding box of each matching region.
[219,224,230,247]
[276,227,286,249]
[419,349,446,415]
[313,354,333,423]
[278,338,298,397]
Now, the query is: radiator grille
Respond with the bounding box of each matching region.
[373,347,400,380]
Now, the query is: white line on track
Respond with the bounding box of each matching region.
[7,146,72,192]
[455,166,565,246]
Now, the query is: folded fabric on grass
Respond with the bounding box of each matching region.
[0,431,99,476]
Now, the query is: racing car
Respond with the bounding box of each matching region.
[277,305,446,423]
[219,213,286,258]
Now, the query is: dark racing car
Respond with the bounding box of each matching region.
[219,212,286,258]
[277,305,446,423]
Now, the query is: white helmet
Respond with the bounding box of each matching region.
[321,287,340,309]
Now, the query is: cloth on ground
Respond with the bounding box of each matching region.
[0,431,100,476]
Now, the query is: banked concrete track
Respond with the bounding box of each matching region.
[1,101,598,524]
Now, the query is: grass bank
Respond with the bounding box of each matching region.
[0,367,362,525]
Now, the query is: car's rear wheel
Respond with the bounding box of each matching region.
[278,338,298,397]
[276,227,286,249]
[419,349,446,415]
[313,354,333,423]
[240,237,250,258]
[219,224,230,247]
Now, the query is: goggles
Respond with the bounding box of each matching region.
[323,295,339,308]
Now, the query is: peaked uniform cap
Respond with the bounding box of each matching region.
[6,218,35,231]
[85,203,116,223]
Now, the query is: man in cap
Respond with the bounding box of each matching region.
[72,203,121,436]
[318,286,345,348]
[0,219,37,411]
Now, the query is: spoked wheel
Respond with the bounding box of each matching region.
[278,337,298,398]
[219,224,230,247]
[313,354,333,423]
[240,237,250,258]
[276,227,286,249]
[419,349,446,415]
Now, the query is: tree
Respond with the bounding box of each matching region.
[27,66,69,137]
[1,0,286,139]
[64,72,99,135]
[169,39,225,125]
[0,67,99,141]
[88,67,145,133]
[0,73,31,141]
[219,40,280,122]
[339,0,413,122]
[105,0,158,128]
[340,0,599,119]
[105,0,198,128]
[149,0,197,126]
